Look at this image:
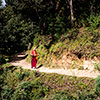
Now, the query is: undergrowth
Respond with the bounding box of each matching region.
[0,63,100,100]
[26,26,100,69]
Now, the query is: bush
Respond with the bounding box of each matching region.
[1,63,100,99]
[94,63,100,72]
[87,14,100,29]
[15,67,24,80]
[1,85,14,99]
[95,75,100,93]
[12,81,32,100]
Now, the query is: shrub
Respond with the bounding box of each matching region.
[94,63,100,72]
[24,71,30,77]
[87,14,100,29]
[12,81,31,100]
[15,67,24,80]
[1,85,14,99]
[95,75,100,93]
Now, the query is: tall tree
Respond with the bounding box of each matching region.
[69,0,74,26]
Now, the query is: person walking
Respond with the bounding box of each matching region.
[30,47,38,69]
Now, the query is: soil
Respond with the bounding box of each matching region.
[9,52,100,79]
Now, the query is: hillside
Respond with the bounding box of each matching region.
[0,62,100,100]
[9,51,100,79]
[1,1,100,99]
[26,27,100,73]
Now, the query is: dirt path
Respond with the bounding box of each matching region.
[9,52,100,79]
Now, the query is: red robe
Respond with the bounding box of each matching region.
[31,50,37,68]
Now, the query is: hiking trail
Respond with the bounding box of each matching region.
[9,52,100,79]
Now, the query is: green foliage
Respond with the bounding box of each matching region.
[67,28,100,58]
[50,42,64,53]
[94,63,100,72]
[0,75,4,98]
[87,14,100,29]
[50,91,99,100]
[51,93,74,100]
[15,67,23,80]
[0,64,100,99]
[1,85,14,99]
[31,80,46,99]
[95,75,100,93]
[24,71,30,77]
[0,5,34,55]
[12,81,31,100]
[1,0,100,99]
[26,27,100,68]
[1,0,100,61]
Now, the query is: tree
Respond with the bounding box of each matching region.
[69,0,74,26]
[0,5,33,55]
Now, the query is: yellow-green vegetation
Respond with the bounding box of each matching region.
[0,63,100,100]
[68,28,100,58]
[26,27,100,69]
[1,1,100,99]
[94,63,100,72]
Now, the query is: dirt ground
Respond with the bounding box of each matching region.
[9,52,100,79]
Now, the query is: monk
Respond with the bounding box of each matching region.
[30,47,38,69]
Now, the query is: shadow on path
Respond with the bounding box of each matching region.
[9,52,28,62]
[37,64,43,69]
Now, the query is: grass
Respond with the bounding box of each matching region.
[94,62,100,72]
[0,63,100,100]
[26,26,100,70]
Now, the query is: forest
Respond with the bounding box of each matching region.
[0,0,100,99]
[0,0,100,62]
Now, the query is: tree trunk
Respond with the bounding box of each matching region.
[70,0,74,26]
